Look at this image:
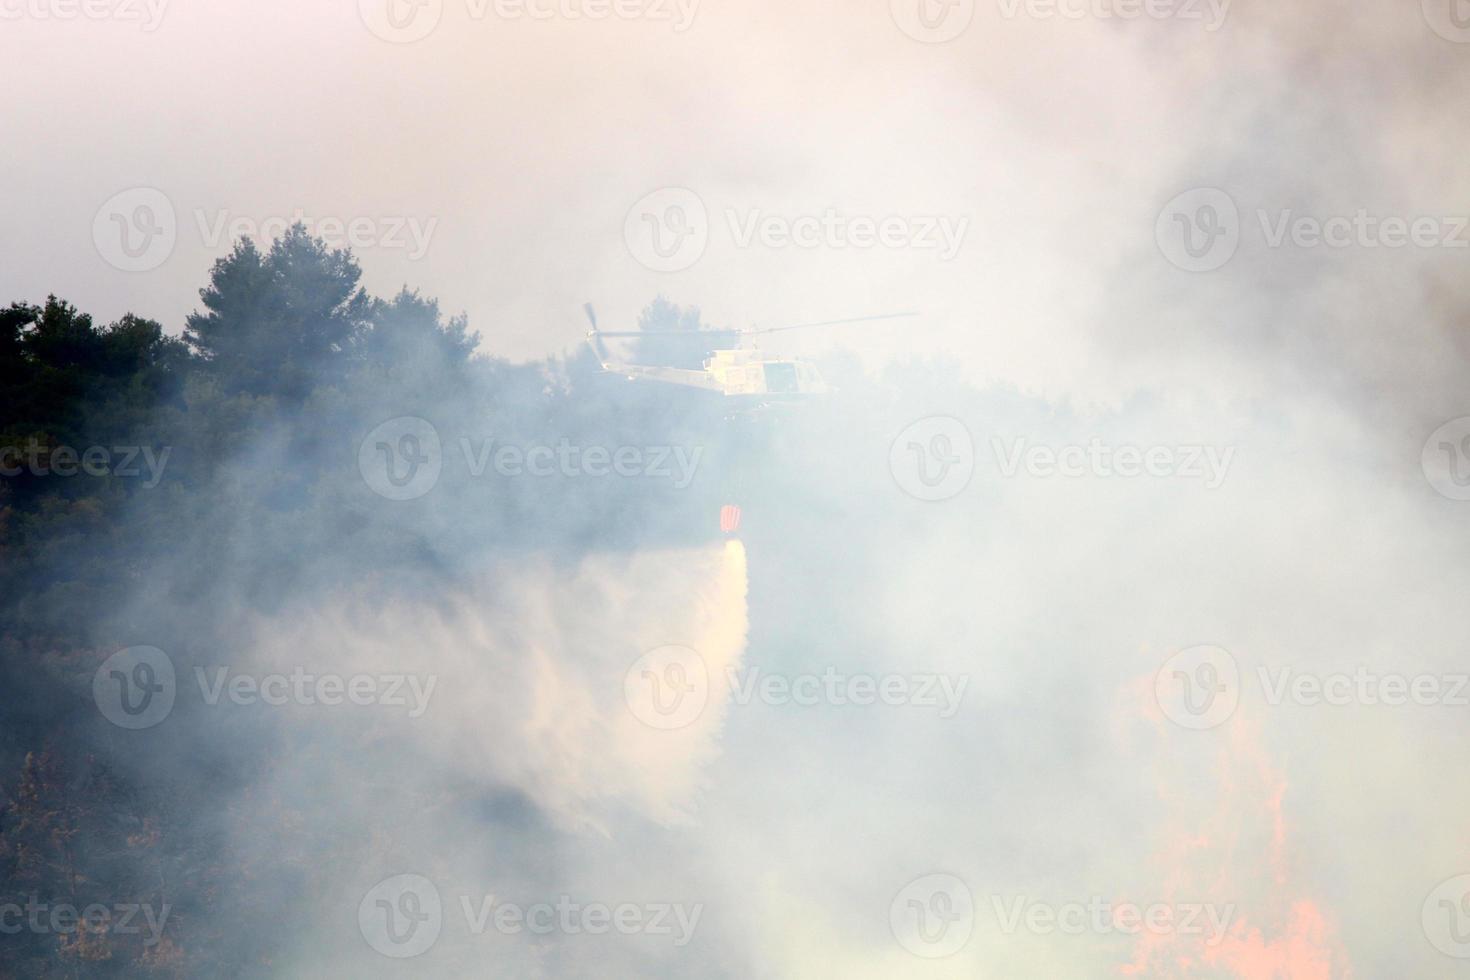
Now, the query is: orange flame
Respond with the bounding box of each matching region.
[1116,659,1352,979]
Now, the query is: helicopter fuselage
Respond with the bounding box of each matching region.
[700,349,830,397]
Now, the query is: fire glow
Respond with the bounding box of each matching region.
[1119,668,1351,979]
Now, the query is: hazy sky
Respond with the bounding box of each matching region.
[6,0,1467,411]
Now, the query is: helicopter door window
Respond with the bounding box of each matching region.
[764,362,800,393]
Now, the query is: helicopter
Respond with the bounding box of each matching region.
[582,303,916,538]
[582,303,915,406]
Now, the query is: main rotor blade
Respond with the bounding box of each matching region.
[746,311,919,335]
[592,330,739,337]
